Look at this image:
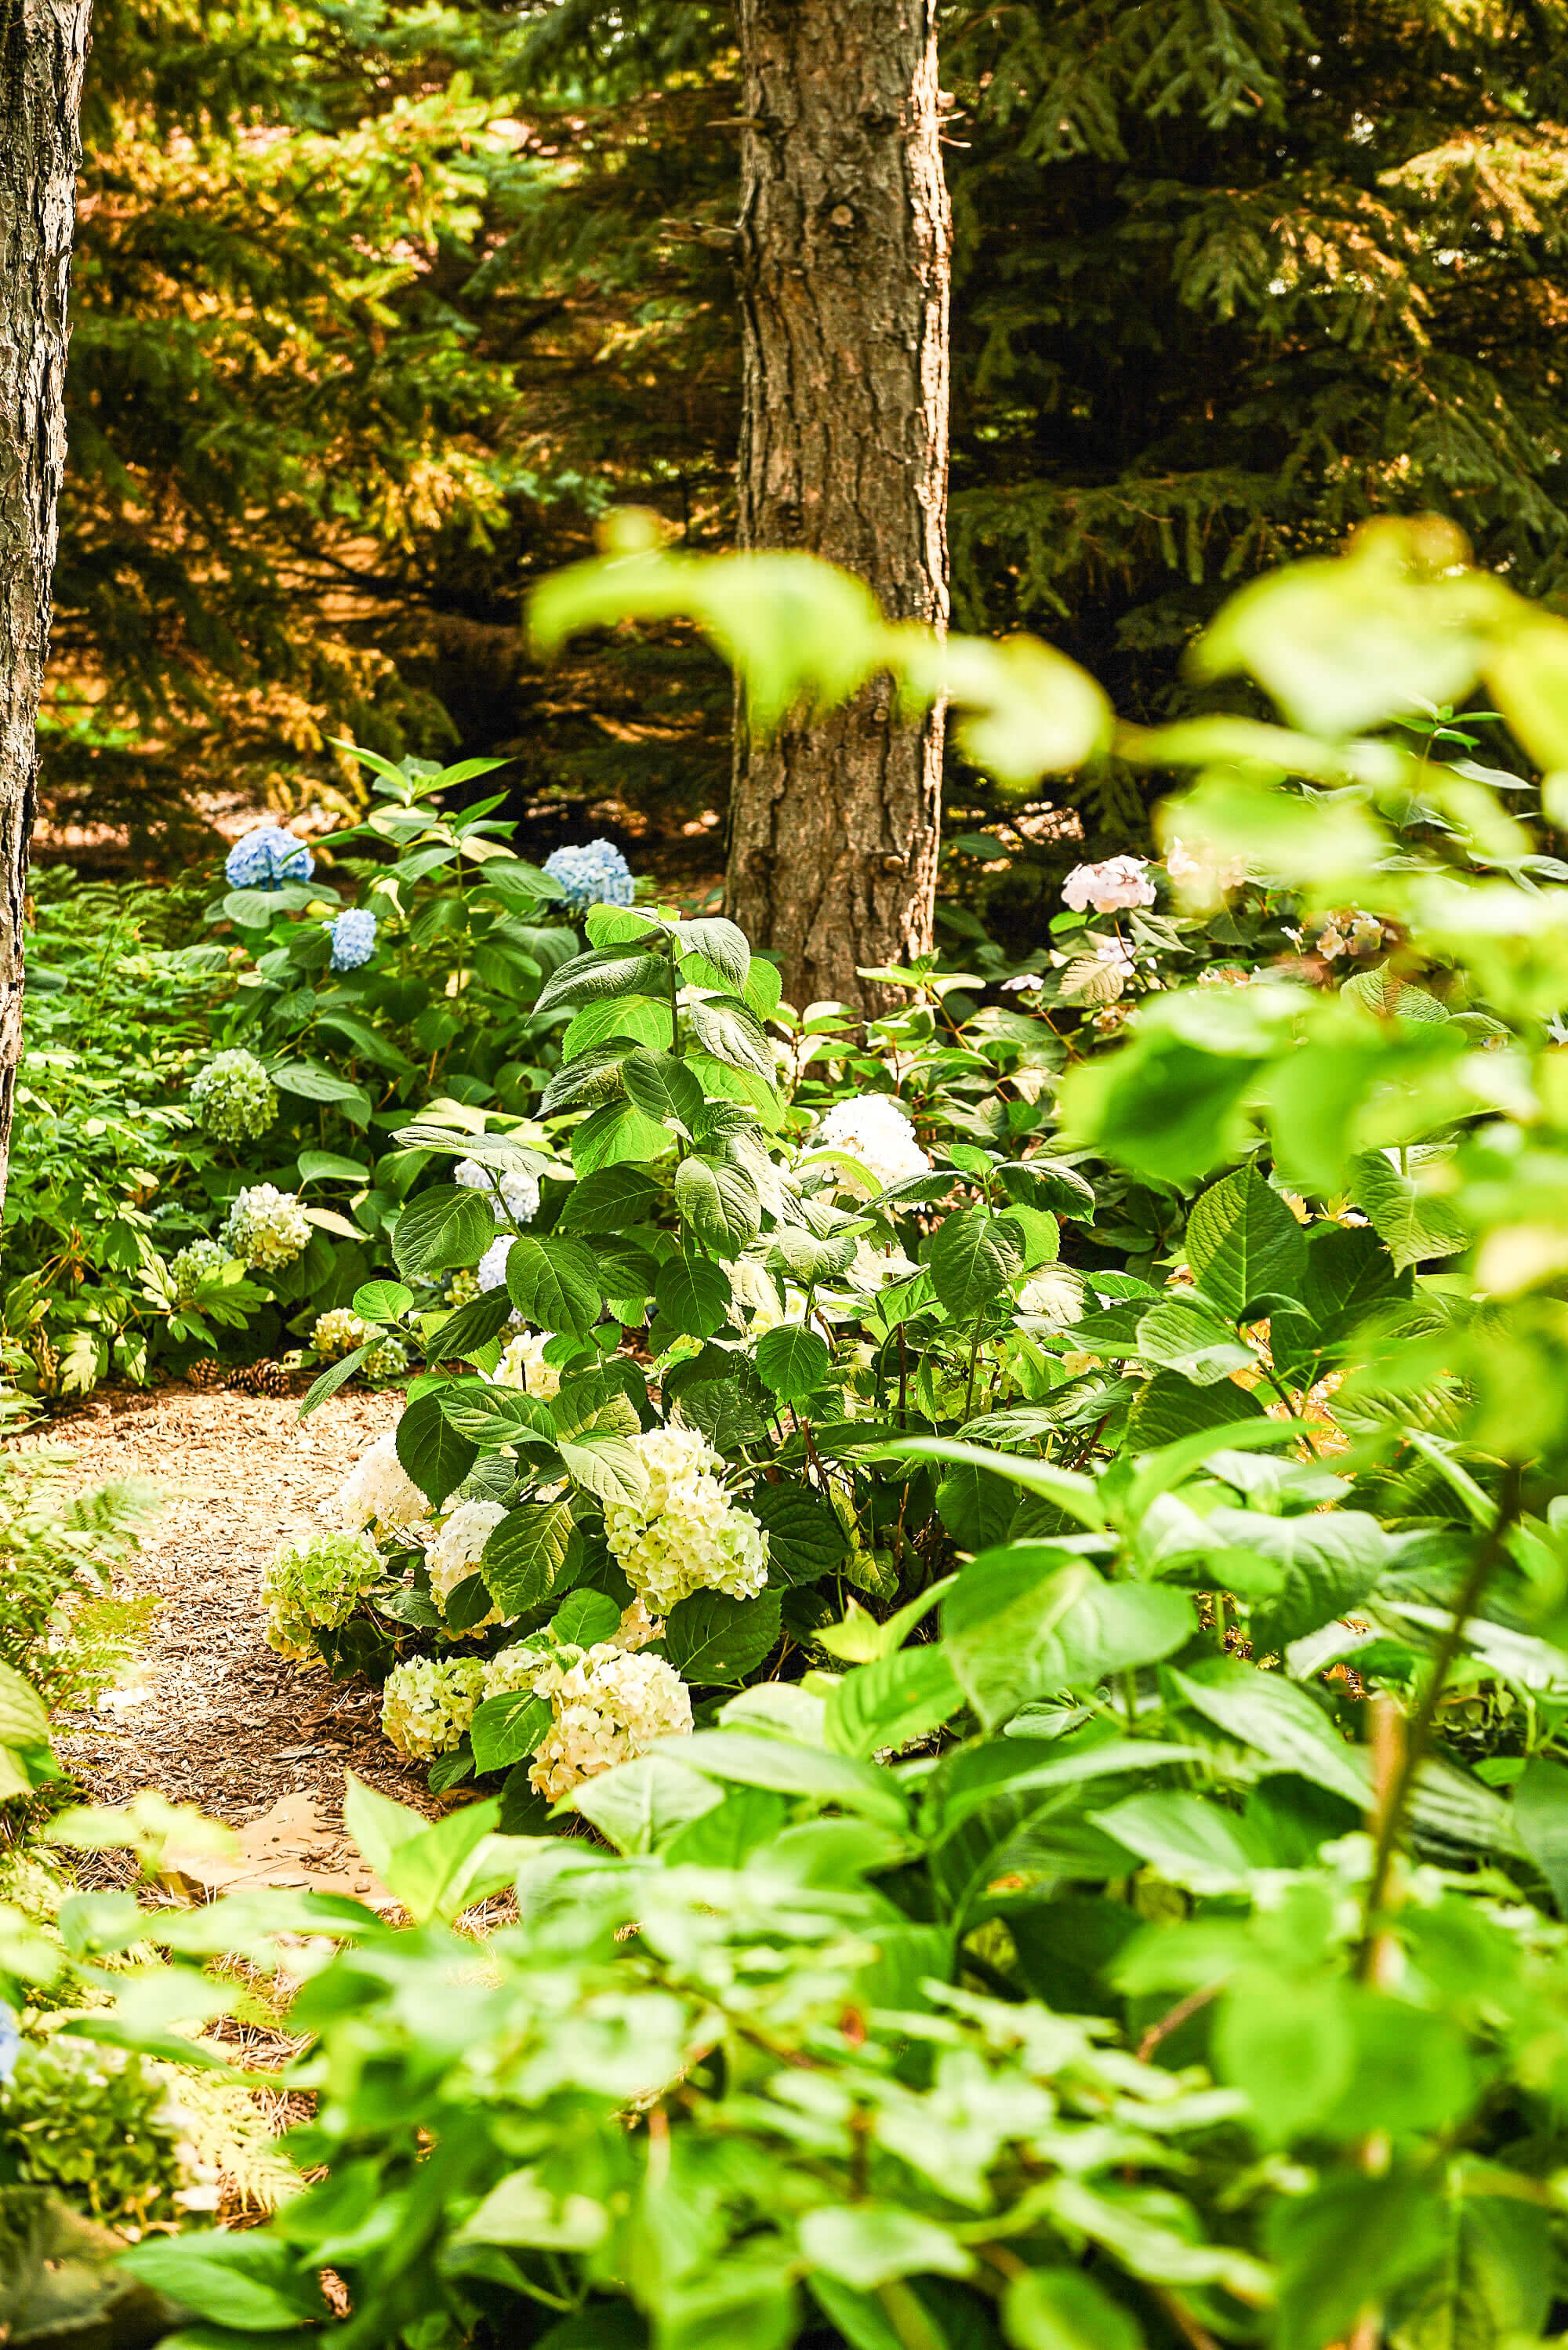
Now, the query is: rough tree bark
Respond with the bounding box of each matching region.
[0,0,89,1219]
[728,0,950,1012]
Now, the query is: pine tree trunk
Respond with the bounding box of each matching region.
[728,0,949,1013]
[0,0,89,1219]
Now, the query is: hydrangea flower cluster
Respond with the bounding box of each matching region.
[328,908,378,972]
[1316,909,1386,961]
[363,1336,410,1384]
[810,1095,931,1197]
[1062,855,1156,914]
[527,1644,693,1800]
[543,838,635,913]
[456,1157,540,1226]
[190,1049,278,1142]
[262,1528,383,1662]
[169,1237,227,1304]
[447,1267,481,1309]
[425,1498,509,1633]
[221,1184,312,1272]
[491,1329,561,1398]
[603,1423,770,1615]
[1164,837,1250,903]
[224,824,314,890]
[331,1431,430,1543]
[380,1654,487,1759]
[310,1307,369,1361]
[476,1235,515,1294]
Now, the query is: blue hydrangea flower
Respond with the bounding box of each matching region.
[225,824,314,891]
[543,838,635,914]
[0,2003,19,2084]
[329,907,378,972]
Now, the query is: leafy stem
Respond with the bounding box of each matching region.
[1356,1464,1523,1975]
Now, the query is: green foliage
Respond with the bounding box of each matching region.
[0,2039,185,2231]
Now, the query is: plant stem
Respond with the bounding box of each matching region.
[1356,1466,1523,1975]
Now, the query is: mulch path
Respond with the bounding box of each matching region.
[12,1381,439,1847]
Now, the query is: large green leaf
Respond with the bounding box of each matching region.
[568,1753,724,1854]
[654,1253,731,1338]
[1170,1658,1367,1806]
[504,1235,603,1339]
[664,1590,782,1684]
[481,1498,575,1614]
[570,1099,675,1174]
[686,993,775,1083]
[673,1155,762,1259]
[940,1550,1192,1728]
[0,1665,49,1751]
[558,1429,651,1511]
[392,1186,495,1280]
[423,1290,517,1364]
[926,1208,1023,1320]
[620,1048,706,1131]
[1185,1166,1307,1318]
[535,945,670,1018]
[395,1392,478,1507]
[557,1167,662,1233]
[753,1322,831,1402]
[470,1691,553,1775]
[667,1731,910,1825]
[1134,1296,1256,1384]
[674,916,751,993]
[1350,1147,1469,1271]
[742,1483,849,1584]
[826,1647,964,1760]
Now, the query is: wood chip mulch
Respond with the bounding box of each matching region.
[13,1381,443,1852]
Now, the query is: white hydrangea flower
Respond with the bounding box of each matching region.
[1164,836,1250,905]
[222,1184,312,1272]
[425,1499,509,1634]
[603,1424,770,1615]
[262,1529,383,1662]
[844,1237,921,1293]
[528,1644,693,1800]
[482,1641,549,1702]
[190,1049,278,1142]
[456,1158,541,1227]
[330,1431,430,1543]
[612,1596,664,1651]
[476,1235,515,1294]
[1016,1264,1087,1324]
[363,1336,410,1384]
[490,1329,561,1398]
[311,1306,369,1361]
[169,1237,227,1304]
[1061,855,1156,914]
[808,1095,930,1197]
[380,1654,487,1759]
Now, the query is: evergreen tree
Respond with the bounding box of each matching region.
[947,0,1568,718]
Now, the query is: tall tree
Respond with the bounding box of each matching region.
[727,0,950,1010]
[0,0,92,1215]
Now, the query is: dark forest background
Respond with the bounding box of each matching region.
[47,0,1568,928]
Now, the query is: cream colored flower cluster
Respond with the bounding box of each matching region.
[331,1431,430,1545]
[310,1306,369,1362]
[262,1529,383,1662]
[808,1095,930,1197]
[222,1184,312,1272]
[379,1654,487,1759]
[425,1498,510,1634]
[602,1423,769,1615]
[491,1329,561,1399]
[528,1644,692,1800]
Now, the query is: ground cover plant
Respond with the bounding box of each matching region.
[15,521,1568,2348]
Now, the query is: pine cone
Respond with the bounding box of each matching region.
[184,1359,226,1390]
[229,1360,292,1397]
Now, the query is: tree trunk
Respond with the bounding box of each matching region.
[0,0,89,1219]
[728,0,949,1013]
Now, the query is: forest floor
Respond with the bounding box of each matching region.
[17,1381,442,1894]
